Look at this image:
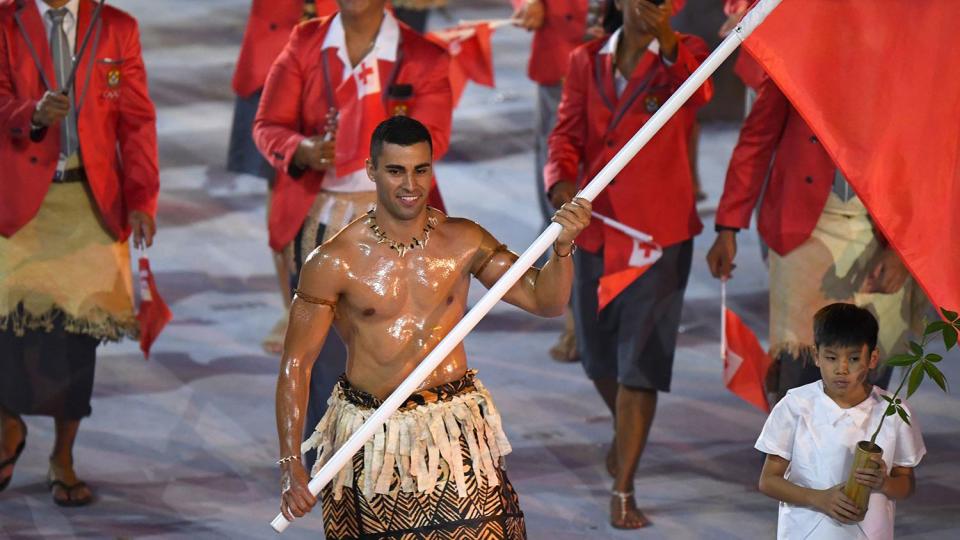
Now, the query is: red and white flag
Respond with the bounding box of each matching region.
[593,212,662,312]
[427,20,498,106]
[721,280,770,412]
[137,254,172,360]
[334,57,387,175]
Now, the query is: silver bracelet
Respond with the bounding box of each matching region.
[276,455,300,466]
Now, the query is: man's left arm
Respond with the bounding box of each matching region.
[407,48,453,160]
[0,28,39,142]
[473,198,592,317]
[116,18,159,246]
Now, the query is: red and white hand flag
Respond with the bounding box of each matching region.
[427,20,500,106]
[593,212,662,312]
[137,253,172,360]
[721,280,770,412]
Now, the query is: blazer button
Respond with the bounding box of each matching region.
[565,14,573,21]
[805,176,813,184]
[30,156,38,164]
[809,135,818,143]
[606,140,614,148]
[270,23,278,30]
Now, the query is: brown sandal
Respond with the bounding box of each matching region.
[47,468,93,507]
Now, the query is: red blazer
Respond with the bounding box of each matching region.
[716,77,837,256]
[253,15,453,252]
[231,0,338,98]
[528,0,588,86]
[0,0,158,239]
[545,33,712,252]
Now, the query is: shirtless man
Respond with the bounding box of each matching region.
[275,116,591,539]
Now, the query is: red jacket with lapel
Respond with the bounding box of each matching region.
[716,77,837,256]
[231,0,338,98]
[545,33,712,252]
[253,14,453,252]
[528,0,588,86]
[0,0,159,239]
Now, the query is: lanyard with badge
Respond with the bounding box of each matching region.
[14,0,105,170]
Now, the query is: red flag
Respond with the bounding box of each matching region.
[137,256,172,359]
[723,297,771,412]
[593,213,662,312]
[427,23,496,106]
[742,0,960,311]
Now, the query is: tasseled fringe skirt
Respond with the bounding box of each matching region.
[301,370,526,539]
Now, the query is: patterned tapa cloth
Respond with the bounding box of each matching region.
[301,370,527,539]
[766,193,927,401]
[0,183,137,342]
[285,190,377,271]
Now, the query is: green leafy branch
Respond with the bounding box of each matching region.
[870,307,959,445]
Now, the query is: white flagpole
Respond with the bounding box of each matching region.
[270,0,783,532]
[721,279,728,361]
[592,211,654,243]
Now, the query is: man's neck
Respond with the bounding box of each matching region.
[43,0,71,8]
[374,206,431,242]
[342,8,385,67]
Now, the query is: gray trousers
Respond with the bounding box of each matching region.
[534,83,563,225]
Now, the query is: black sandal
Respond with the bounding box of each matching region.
[0,418,27,492]
[47,467,93,508]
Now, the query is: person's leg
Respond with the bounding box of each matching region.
[0,407,26,489]
[48,416,92,504]
[610,385,657,528]
[263,181,293,354]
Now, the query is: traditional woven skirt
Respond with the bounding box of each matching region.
[301,370,527,540]
[285,190,377,272]
[766,193,927,401]
[0,182,136,417]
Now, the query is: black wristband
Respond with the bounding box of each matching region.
[715,224,740,233]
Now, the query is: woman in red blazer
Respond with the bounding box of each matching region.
[545,0,711,528]
[0,0,158,506]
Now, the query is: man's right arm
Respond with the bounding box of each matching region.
[276,246,341,520]
[707,77,790,278]
[253,25,311,177]
[545,48,589,209]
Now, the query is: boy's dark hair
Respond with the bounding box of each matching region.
[369,116,432,166]
[603,0,622,35]
[813,303,879,351]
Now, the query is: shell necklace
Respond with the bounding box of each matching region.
[365,208,438,257]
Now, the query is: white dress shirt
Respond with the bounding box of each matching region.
[35,0,79,52]
[756,381,926,540]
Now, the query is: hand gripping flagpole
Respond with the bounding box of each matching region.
[270,0,782,532]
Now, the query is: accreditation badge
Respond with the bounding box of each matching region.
[644,95,660,114]
[106,68,121,88]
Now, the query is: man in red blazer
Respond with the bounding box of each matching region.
[706,77,920,403]
[0,0,157,506]
[514,0,599,363]
[253,0,452,467]
[546,0,711,528]
[228,0,338,356]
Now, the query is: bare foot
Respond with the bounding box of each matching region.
[262,313,289,355]
[610,491,651,529]
[548,311,578,363]
[605,440,617,478]
[0,416,26,490]
[48,458,93,507]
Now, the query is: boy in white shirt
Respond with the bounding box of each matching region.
[755,303,925,539]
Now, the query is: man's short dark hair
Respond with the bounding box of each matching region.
[813,303,879,352]
[369,116,433,166]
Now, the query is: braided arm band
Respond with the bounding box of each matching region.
[293,289,337,309]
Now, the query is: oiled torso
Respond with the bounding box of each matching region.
[321,212,484,399]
